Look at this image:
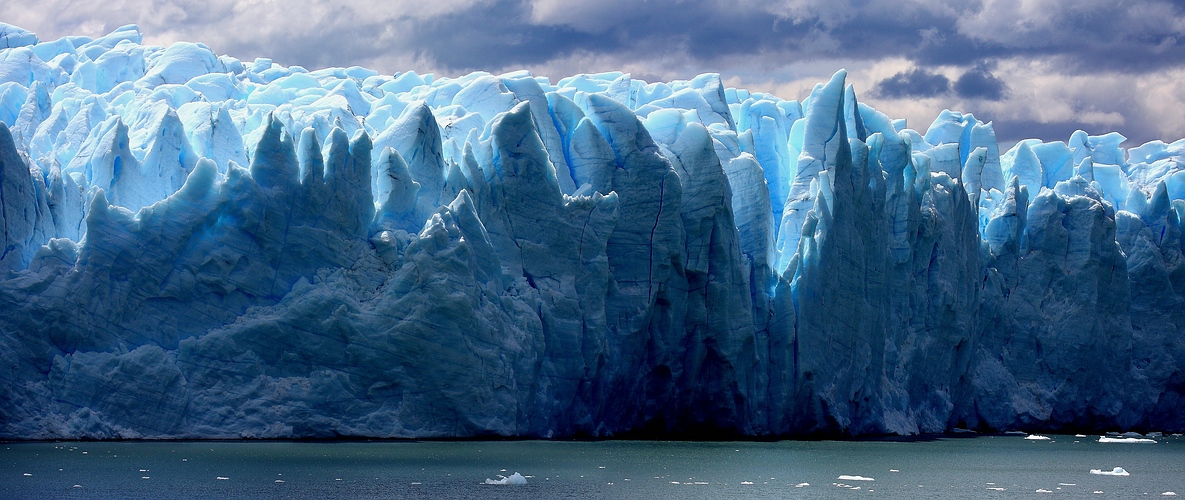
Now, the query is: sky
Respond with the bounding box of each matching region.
[3,0,1184,148]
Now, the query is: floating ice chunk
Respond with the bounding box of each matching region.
[1163,492,1177,496]
[1075,434,1087,438]
[795,483,809,488]
[838,475,875,481]
[741,481,754,485]
[1026,435,1051,440]
[987,487,1005,491]
[216,477,229,480]
[1099,437,1157,444]
[484,472,527,485]
[1036,488,1053,493]
[1090,467,1129,476]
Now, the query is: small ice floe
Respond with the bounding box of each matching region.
[598,466,606,469]
[410,482,421,485]
[274,480,284,483]
[889,469,900,473]
[484,472,527,485]
[1060,483,1077,486]
[741,481,754,485]
[1099,436,1157,444]
[1093,491,1104,494]
[1036,488,1053,493]
[795,483,810,488]
[216,477,229,480]
[1025,435,1051,440]
[141,477,150,480]
[987,487,1005,491]
[22,473,31,477]
[837,475,875,481]
[1163,492,1177,496]
[693,481,708,485]
[73,485,81,488]
[1090,467,1130,476]
[1075,434,1087,438]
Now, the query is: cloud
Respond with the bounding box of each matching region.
[954,63,1007,100]
[873,68,951,98]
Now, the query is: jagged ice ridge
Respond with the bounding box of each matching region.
[1,23,1183,439]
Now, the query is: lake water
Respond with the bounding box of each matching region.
[2,434,1182,498]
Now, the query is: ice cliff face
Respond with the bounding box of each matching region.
[1,25,1183,439]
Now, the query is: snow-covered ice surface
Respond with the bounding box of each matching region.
[0,24,1184,439]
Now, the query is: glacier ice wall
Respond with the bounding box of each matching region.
[1,25,1183,439]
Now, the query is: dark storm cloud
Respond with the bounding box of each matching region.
[385,0,1185,80]
[400,0,955,73]
[401,0,602,70]
[954,63,1006,100]
[8,0,1183,77]
[873,69,951,98]
[403,0,799,72]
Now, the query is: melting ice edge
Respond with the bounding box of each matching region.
[0,23,1183,439]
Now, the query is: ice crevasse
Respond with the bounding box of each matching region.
[1,23,1183,439]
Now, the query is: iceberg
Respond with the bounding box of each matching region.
[0,24,1183,439]
[1090,467,1130,476]
[484,472,527,485]
[1098,437,1157,444]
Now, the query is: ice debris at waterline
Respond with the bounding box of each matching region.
[0,23,1183,440]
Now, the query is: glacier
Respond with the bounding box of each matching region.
[1,24,1183,439]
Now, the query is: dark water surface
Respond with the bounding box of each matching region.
[3,434,1182,498]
